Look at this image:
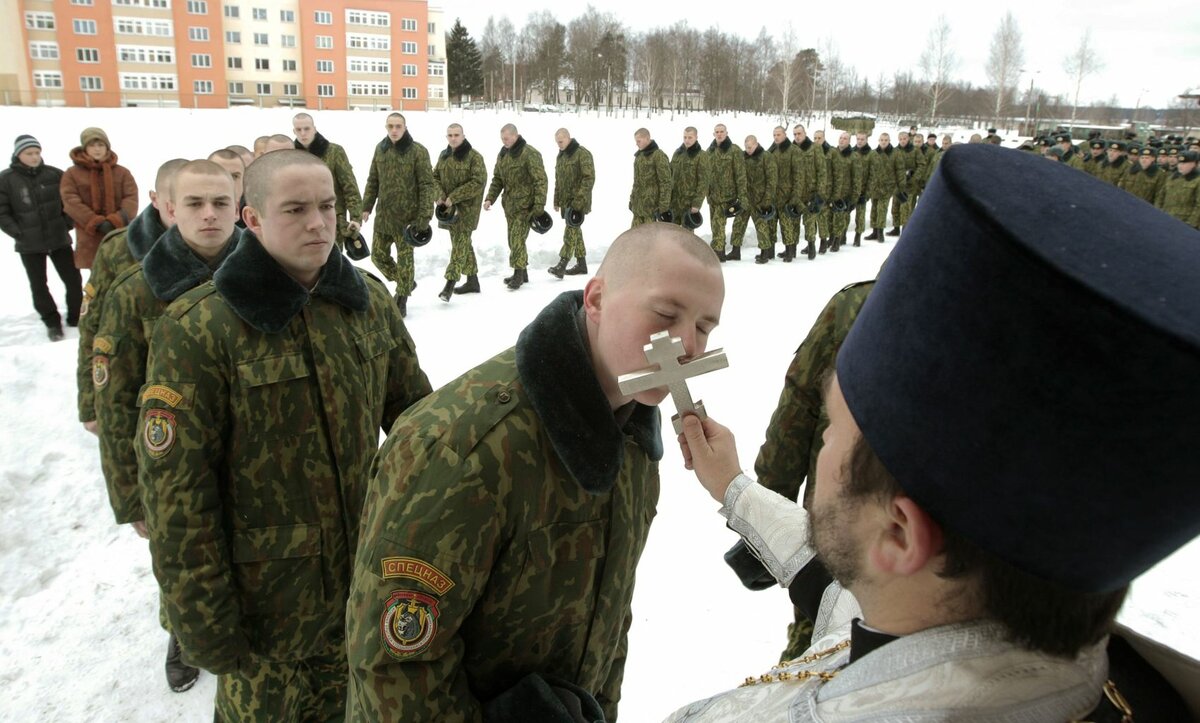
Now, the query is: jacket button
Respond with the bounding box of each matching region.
[497,390,511,404]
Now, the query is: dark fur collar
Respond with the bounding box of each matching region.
[877,145,894,155]
[125,205,167,262]
[1176,168,1199,181]
[297,132,331,158]
[744,145,764,159]
[637,140,660,157]
[515,291,663,494]
[768,138,792,153]
[1110,156,1127,170]
[676,142,702,158]
[1142,165,1159,178]
[707,137,733,153]
[559,138,579,158]
[1127,164,1142,176]
[820,141,831,152]
[840,146,853,157]
[856,144,871,156]
[797,137,813,151]
[899,143,914,153]
[142,225,240,302]
[441,138,473,161]
[379,131,414,154]
[213,230,368,334]
[499,135,527,159]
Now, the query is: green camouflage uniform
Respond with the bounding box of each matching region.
[731,146,777,250]
[94,226,239,525]
[753,280,874,659]
[362,132,435,297]
[1120,163,1167,206]
[298,134,362,249]
[867,145,898,229]
[670,142,707,224]
[814,142,835,241]
[1061,146,1086,172]
[794,138,826,243]
[1082,151,1106,178]
[828,146,855,240]
[706,138,748,251]
[346,291,662,722]
[77,207,164,423]
[486,136,547,271]
[434,140,487,281]
[553,139,594,261]
[892,142,920,228]
[1157,167,1200,229]
[629,140,672,227]
[137,233,430,719]
[851,144,872,235]
[768,139,802,249]
[1101,155,1130,187]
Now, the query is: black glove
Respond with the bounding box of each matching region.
[96,221,115,235]
[897,192,909,204]
[905,169,915,180]
[484,673,605,723]
[857,194,867,206]
[724,539,775,591]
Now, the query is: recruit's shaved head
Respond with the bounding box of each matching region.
[634,128,650,139]
[292,112,313,125]
[597,223,721,291]
[501,123,518,135]
[176,159,234,184]
[555,128,570,139]
[154,158,189,200]
[244,150,328,212]
[208,148,241,164]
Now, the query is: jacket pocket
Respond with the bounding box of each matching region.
[235,353,318,437]
[520,520,608,623]
[231,522,327,658]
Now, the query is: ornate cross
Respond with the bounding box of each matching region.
[617,331,729,434]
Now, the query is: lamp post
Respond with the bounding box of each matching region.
[1022,69,1040,136]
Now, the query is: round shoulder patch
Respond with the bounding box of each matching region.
[380,590,440,660]
[143,409,177,459]
[92,356,110,389]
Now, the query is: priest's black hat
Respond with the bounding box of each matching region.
[836,143,1200,593]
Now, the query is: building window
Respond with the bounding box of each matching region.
[228,81,244,94]
[348,57,389,74]
[223,5,238,17]
[25,12,55,29]
[71,0,94,5]
[402,87,417,99]
[118,45,174,63]
[78,47,101,63]
[74,19,98,34]
[428,45,436,56]
[279,9,294,22]
[281,34,295,48]
[119,73,176,90]
[253,32,268,45]
[346,10,389,27]
[80,75,103,91]
[188,26,209,41]
[401,64,417,76]
[114,0,170,7]
[115,18,174,37]
[428,62,445,77]
[349,81,390,96]
[282,59,296,71]
[256,82,271,95]
[194,79,213,94]
[315,35,333,49]
[314,10,332,24]
[251,7,266,20]
[401,42,417,55]
[254,58,269,70]
[191,53,211,68]
[428,21,436,34]
[225,30,240,43]
[317,60,334,73]
[186,0,206,14]
[227,56,242,69]
[30,42,60,60]
[401,18,417,31]
[33,71,64,88]
[317,84,334,97]
[283,83,298,95]
[428,84,445,99]
[348,34,389,50]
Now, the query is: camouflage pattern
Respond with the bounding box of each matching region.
[706,138,748,249]
[94,226,239,525]
[77,207,166,422]
[867,146,898,228]
[1120,163,1167,206]
[137,233,430,710]
[554,139,594,260]
[814,142,835,241]
[754,280,874,658]
[1061,146,1086,172]
[303,135,363,244]
[1157,168,1200,228]
[486,137,547,270]
[768,139,801,248]
[630,141,672,226]
[434,140,487,281]
[793,138,827,243]
[346,291,660,722]
[850,144,872,234]
[891,142,921,227]
[828,146,855,239]
[215,643,345,721]
[363,133,435,297]
[731,146,777,249]
[670,142,708,221]
[1100,154,1130,187]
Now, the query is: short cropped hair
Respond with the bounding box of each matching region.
[244,150,327,212]
[154,158,190,200]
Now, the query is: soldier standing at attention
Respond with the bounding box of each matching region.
[767,126,801,260]
[732,135,777,263]
[706,123,748,261]
[1101,140,1130,186]
[292,112,362,250]
[137,150,431,721]
[1120,147,1167,205]
[670,126,707,229]
[629,128,672,227]
[1157,150,1200,229]
[864,133,897,242]
[850,131,872,246]
[434,123,487,303]
[792,125,825,260]
[345,223,725,722]
[485,123,548,291]
[826,132,855,252]
[361,112,435,318]
[812,130,834,254]
[1082,138,1107,177]
[549,128,594,278]
[889,131,919,237]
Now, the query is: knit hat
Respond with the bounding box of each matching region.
[80,127,110,149]
[13,135,40,156]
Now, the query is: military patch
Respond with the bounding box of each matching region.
[80,283,94,317]
[143,409,177,459]
[92,337,114,354]
[92,356,110,389]
[380,557,455,594]
[142,384,183,408]
[380,591,440,660]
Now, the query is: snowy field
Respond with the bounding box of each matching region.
[0,106,1196,722]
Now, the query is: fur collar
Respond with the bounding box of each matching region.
[820,141,831,152]
[125,205,167,262]
[856,144,871,156]
[1109,156,1127,170]
[840,146,853,158]
[499,135,527,160]
[637,140,660,157]
[1177,168,1199,181]
[676,142,702,158]
[297,132,331,158]
[899,143,914,153]
[744,145,764,160]
[378,131,414,154]
[559,138,580,158]
[142,225,240,302]
[1127,164,1142,176]
[213,230,368,334]
[441,138,473,161]
[877,145,894,155]
[1142,165,1159,178]
[768,138,792,153]
[707,137,733,153]
[515,291,663,494]
[796,138,812,151]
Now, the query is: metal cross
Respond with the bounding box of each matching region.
[617,331,729,434]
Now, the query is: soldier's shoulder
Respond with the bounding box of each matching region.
[837,279,876,296]
[358,267,390,295]
[110,262,146,292]
[164,281,221,320]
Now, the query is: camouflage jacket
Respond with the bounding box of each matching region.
[94,225,240,524]
[77,206,165,422]
[553,139,595,214]
[1062,147,1086,172]
[1082,154,1106,177]
[486,136,548,219]
[768,139,801,208]
[137,233,431,674]
[828,146,854,206]
[1101,155,1130,187]
[670,142,708,212]
[630,141,672,217]
[792,138,825,204]
[866,146,898,200]
[299,133,362,230]
[362,132,435,236]
[742,146,777,211]
[346,291,662,722]
[1157,168,1200,228]
[434,140,487,232]
[850,144,872,201]
[755,281,874,504]
[893,143,921,195]
[1120,164,1166,206]
[706,138,748,205]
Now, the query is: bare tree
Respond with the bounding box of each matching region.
[986,12,1024,124]
[771,23,800,119]
[919,15,956,123]
[1063,29,1103,132]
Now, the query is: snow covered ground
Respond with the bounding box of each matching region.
[0,107,1195,722]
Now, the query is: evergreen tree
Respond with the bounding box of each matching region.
[446,19,484,101]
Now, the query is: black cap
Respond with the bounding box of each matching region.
[1179,150,1200,163]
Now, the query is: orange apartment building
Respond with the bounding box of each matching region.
[2,0,448,109]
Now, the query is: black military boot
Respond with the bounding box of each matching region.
[767,246,776,259]
[47,324,65,342]
[875,228,886,242]
[453,275,480,294]
[818,238,828,254]
[548,257,568,279]
[507,268,527,290]
[754,249,769,264]
[864,228,879,241]
[831,235,842,252]
[165,634,199,693]
[805,240,817,260]
[727,245,741,261]
[563,257,587,275]
[782,245,795,263]
[438,279,455,302]
[396,296,408,317]
[715,248,727,262]
[853,232,862,246]
[887,226,901,237]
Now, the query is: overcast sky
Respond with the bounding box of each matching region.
[437,0,1200,111]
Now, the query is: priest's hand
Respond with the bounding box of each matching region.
[679,414,741,503]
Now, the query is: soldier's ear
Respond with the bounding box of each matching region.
[242,205,263,235]
[583,276,604,322]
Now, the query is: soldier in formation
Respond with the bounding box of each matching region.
[484,123,548,291]
[549,128,594,278]
[732,135,777,263]
[630,128,672,227]
[292,112,362,250]
[792,125,826,260]
[670,126,707,230]
[434,123,487,302]
[706,123,747,261]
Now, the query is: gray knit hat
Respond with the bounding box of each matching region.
[13,135,40,156]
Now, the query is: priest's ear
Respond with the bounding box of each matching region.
[869,495,944,578]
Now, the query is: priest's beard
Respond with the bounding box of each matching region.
[811,491,865,589]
